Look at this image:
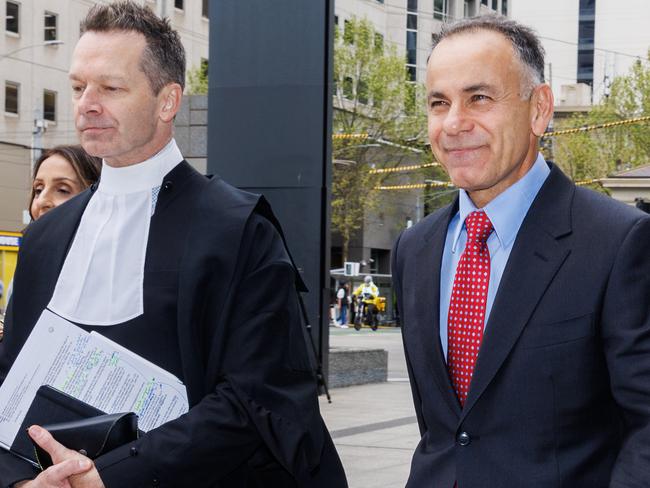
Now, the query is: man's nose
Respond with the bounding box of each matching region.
[441,104,472,135]
[76,87,102,114]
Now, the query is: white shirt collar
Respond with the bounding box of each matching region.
[99,138,183,195]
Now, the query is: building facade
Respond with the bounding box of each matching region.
[511,0,650,104]
[0,0,209,232]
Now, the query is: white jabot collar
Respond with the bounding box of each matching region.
[48,139,183,326]
[99,139,182,195]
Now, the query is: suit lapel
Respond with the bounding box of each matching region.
[461,166,574,420]
[413,201,462,417]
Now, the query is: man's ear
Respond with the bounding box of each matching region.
[530,83,554,137]
[159,83,183,123]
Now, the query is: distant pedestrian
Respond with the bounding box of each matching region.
[336,283,349,326]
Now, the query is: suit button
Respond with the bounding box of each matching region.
[457,431,471,446]
[152,478,160,486]
[163,181,173,191]
[130,446,138,456]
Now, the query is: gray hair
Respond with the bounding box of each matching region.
[80,1,186,94]
[431,14,545,98]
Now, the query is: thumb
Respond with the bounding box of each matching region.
[28,425,76,465]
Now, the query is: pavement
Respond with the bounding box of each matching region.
[319,326,420,488]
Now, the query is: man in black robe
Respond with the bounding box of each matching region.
[0,2,346,487]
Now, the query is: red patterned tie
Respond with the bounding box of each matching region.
[447,210,494,407]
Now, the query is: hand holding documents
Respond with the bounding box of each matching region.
[0,309,188,464]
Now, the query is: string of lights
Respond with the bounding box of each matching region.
[369,162,440,174]
[375,180,453,191]
[332,133,368,140]
[543,115,650,136]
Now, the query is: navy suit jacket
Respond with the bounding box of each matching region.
[392,164,650,487]
[0,162,347,488]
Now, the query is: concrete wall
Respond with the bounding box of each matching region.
[174,95,208,175]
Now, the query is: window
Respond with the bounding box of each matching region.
[202,0,208,18]
[5,82,18,114]
[358,79,368,104]
[579,0,595,16]
[342,77,353,99]
[43,89,56,122]
[44,11,57,41]
[491,0,498,10]
[6,1,19,34]
[406,65,416,82]
[334,15,338,26]
[464,0,472,17]
[407,31,417,65]
[174,0,184,9]
[407,0,418,12]
[407,13,417,30]
[482,0,488,5]
[200,57,209,79]
[374,33,384,53]
[434,0,447,20]
[502,0,508,15]
[344,19,353,44]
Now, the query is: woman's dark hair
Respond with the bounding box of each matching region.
[29,145,102,219]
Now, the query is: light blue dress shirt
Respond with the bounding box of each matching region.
[439,153,550,360]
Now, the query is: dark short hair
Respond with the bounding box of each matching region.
[30,145,102,220]
[80,0,186,94]
[431,14,545,89]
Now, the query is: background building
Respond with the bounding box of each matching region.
[510,0,650,104]
[0,0,209,232]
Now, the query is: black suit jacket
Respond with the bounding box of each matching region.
[0,162,347,487]
[392,164,650,487]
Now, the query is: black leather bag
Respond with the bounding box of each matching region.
[31,411,139,470]
[9,385,139,470]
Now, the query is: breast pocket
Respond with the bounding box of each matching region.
[521,313,594,349]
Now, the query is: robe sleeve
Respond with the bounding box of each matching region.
[92,213,330,487]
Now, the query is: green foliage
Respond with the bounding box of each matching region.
[552,51,650,181]
[186,59,209,95]
[332,17,427,260]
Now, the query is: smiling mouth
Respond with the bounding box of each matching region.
[445,146,483,153]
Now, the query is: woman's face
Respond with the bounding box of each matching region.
[31,154,84,220]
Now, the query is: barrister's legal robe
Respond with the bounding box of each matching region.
[0,157,346,487]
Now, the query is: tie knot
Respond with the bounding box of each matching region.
[465,211,494,245]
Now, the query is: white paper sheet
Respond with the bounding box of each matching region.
[0,309,188,449]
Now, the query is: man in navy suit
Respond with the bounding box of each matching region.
[392,15,650,487]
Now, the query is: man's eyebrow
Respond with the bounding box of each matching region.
[68,74,127,83]
[427,83,496,100]
[427,90,446,101]
[462,83,495,93]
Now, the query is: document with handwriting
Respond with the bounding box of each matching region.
[0,309,188,449]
